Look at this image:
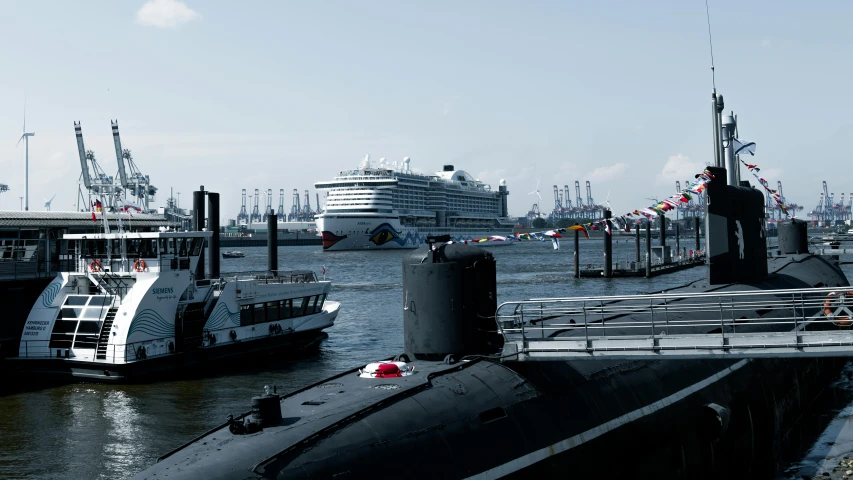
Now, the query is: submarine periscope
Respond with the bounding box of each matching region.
[132,107,852,479]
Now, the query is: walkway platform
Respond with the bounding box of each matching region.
[497,286,853,361]
[577,256,706,278]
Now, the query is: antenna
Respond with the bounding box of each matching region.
[705,0,716,90]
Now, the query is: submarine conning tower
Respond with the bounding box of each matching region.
[778,218,809,254]
[402,235,501,361]
[704,165,768,284]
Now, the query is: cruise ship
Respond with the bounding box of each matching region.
[314,156,515,250]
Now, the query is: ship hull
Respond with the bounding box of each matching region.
[316,215,512,250]
[6,328,330,383]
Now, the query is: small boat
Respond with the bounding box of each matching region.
[222,250,245,258]
[11,228,339,382]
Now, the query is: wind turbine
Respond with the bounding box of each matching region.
[16,99,34,211]
[602,189,613,214]
[44,194,56,211]
[527,179,543,217]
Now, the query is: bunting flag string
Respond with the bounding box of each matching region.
[507,168,715,241]
[512,138,786,240]
[739,158,789,217]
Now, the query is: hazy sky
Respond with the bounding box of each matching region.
[1,0,851,220]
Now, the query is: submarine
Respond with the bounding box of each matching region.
[131,121,851,479]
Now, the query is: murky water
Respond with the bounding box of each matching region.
[0,238,846,479]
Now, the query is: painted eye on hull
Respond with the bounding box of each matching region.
[368,224,401,246]
[369,230,396,245]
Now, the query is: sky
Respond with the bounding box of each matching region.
[0,0,851,220]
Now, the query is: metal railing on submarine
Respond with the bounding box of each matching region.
[496,286,853,361]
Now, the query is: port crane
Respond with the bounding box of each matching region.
[75,121,122,212]
[250,189,262,222]
[277,189,285,218]
[111,120,157,212]
[237,189,249,224]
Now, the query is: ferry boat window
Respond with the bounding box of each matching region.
[127,239,140,256]
[177,238,188,257]
[191,238,203,256]
[111,239,122,255]
[314,294,326,313]
[292,297,305,317]
[266,301,279,320]
[253,303,266,323]
[281,299,292,319]
[65,296,88,306]
[139,239,156,258]
[168,238,177,256]
[159,239,169,255]
[308,295,319,314]
[240,305,252,326]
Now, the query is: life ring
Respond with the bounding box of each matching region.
[823,291,853,326]
[134,259,146,272]
[89,260,102,272]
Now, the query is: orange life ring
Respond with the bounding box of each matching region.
[89,260,102,272]
[823,291,853,326]
[134,259,146,272]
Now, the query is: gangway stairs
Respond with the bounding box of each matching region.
[497,286,853,361]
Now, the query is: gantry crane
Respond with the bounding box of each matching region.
[75,121,121,212]
[237,189,249,224]
[277,189,285,217]
[111,120,157,212]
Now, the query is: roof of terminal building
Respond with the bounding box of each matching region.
[0,211,178,228]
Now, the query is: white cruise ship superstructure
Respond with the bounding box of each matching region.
[314,156,514,250]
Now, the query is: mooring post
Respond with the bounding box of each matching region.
[192,187,206,279]
[659,212,666,247]
[694,216,701,255]
[267,214,278,274]
[207,192,220,278]
[574,228,580,279]
[603,210,612,277]
[635,224,640,263]
[646,221,652,278]
[675,223,680,260]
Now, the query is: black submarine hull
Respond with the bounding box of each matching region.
[129,255,850,480]
[131,169,851,479]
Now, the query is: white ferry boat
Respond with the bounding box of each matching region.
[11,229,339,381]
[314,156,515,250]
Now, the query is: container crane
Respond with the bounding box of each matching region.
[237,189,249,224]
[111,120,157,212]
[553,185,561,216]
[303,190,312,217]
[574,181,584,218]
[250,189,262,222]
[290,189,301,221]
[75,121,121,212]
[277,189,285,218]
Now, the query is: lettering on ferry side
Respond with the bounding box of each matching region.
[152,287,174,295]
[23,320,51,336]
[357,222,372,226]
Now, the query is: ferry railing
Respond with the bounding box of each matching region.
[496,286,853,360]
[225,270,318,284]
[19,339,175,363]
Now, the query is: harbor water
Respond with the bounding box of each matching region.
[0,239,850,479]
